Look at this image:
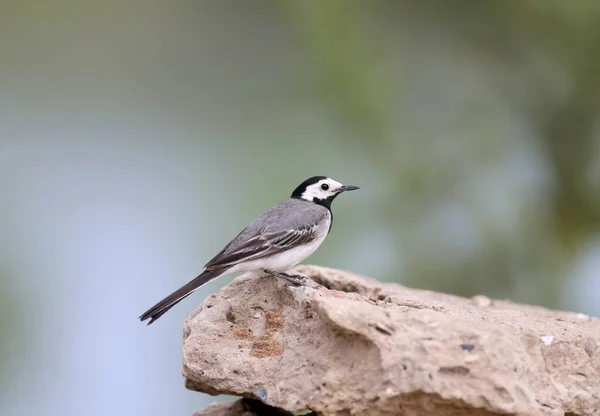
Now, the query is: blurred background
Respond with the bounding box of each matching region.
[1,1,599,415]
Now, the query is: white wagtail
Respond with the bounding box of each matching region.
[139,176,359,325]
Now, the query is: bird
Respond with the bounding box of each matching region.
[139,176,360,325]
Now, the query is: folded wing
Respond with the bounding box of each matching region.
[205,223,320,270]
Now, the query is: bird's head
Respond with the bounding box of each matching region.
[291,176,360,208]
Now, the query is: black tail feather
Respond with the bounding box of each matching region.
[139,269,226,325]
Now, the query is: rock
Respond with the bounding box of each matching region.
[192,401,243,416]
[184,265,600,416]
[193,399,298,416]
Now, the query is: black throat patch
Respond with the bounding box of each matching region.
[312,195,335,233]
[311,195,335,210]
[291,176,335,233]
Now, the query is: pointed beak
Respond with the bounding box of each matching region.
[338,184,360,192]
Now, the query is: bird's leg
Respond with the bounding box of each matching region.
[263,269,307,286]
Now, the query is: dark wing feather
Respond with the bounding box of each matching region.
[203,226,256,269]
[205,223,320,270]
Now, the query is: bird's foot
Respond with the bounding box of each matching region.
[263,269,308,286]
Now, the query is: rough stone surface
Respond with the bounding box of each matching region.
[184,265,600,416]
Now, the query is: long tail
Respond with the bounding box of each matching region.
[139,268,226,325]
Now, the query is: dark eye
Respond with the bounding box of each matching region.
[321,184,329,191]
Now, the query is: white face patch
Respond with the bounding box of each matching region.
[301,178,344,201]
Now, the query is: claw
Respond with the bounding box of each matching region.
[263,269,308,286]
